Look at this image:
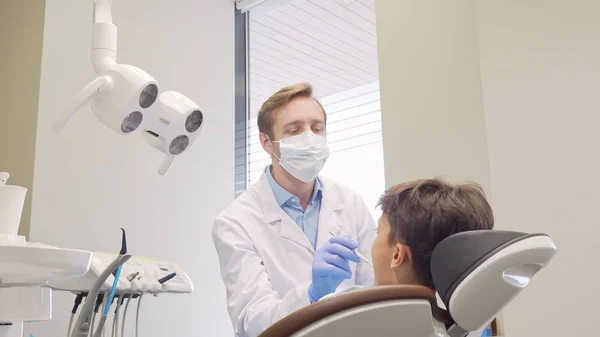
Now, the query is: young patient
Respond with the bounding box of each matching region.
[371,178,494,287]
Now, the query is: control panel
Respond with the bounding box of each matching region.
[47,252,193,294]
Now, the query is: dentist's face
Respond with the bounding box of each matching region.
[261,96,326,158]
[271,96,326,140]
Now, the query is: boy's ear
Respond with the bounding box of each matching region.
[390,243,412,269]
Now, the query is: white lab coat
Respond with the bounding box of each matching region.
[212,172,377,337]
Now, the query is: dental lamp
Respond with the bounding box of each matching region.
[52,0,204,175]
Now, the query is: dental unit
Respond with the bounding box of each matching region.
[0,172,194,337]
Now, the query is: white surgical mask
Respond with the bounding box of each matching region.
[270,130,330,182]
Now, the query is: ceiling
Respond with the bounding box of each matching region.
[248,0,379,117]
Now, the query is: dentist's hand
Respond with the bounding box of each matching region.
[308,235,360,303]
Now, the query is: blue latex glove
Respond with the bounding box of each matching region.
[308,235,360,303]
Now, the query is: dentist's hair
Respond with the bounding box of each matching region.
[257,82,326,138]
[377,178,494,289]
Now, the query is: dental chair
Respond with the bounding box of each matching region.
[258,230,557,337]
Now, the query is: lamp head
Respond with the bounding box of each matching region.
[142,91,204,157]
[91,64,158,135]
[90,66,204,174]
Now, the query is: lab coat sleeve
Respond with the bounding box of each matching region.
[212,216,311,337]
[354,194,377,286]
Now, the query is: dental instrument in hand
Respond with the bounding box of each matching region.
[328,231,373,267]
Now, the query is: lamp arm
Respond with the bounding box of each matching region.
[93,0,113,24]
[92,0,117,73]
[158,155,176,176]
[52,76,108,135]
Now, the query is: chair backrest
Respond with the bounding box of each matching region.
[258,285,451,337]
[258,230,557,337]
[430,230,557,334]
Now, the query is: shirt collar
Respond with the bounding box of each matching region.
[265,166,323,207]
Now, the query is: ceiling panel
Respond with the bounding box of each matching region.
[248,0,379,118]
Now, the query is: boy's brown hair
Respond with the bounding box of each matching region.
[377,178,494,289]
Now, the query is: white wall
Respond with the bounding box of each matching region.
[0,0,45,238]
[28,0,235,336]
[374,0,492,194]
[477,1,600,336]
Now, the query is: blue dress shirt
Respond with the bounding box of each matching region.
[265,166,323,249]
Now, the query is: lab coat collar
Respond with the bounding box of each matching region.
[264,166,323,208]
[256,172,342,252]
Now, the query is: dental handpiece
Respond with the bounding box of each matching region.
[329,231,373,267]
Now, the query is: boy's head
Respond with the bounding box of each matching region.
[371,178,494,288]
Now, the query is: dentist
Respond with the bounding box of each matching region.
[212,83,376,337]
